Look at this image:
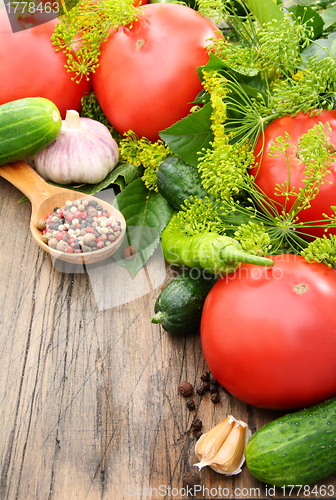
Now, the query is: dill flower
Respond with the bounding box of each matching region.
[255,18,310,77]
[234,222,272,256]
[52,0,138,81]
[301,234,336,268]
[198,139,255,201]
[174,197,226,236]
[119,132,171,191]
[269,57,336,116]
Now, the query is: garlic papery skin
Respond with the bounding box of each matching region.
[194,415,251,476]
[34,110,119,185]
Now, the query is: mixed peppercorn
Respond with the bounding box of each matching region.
[38,198,123,254]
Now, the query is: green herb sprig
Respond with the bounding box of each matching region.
[52,0,138,82]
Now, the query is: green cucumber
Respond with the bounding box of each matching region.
[245,396,336,487]
[151,271,217,334]
[156,156,208,210]
[0,97,62,166]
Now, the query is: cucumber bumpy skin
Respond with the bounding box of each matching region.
[151,272,217,334]
[156,156,208,211]
[245,396,336,487]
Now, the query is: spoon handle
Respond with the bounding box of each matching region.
[0,160,61,212]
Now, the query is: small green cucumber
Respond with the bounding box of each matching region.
[156,156,208,210]
[0,97,62,166]
[245,396,336,487]
[151,271,217,334]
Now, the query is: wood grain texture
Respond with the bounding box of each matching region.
[0,177,335,500]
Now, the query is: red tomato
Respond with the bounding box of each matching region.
[92,3,221,141]
[200,254,336,410]
[251,111,336,238]
[0,10,92,118]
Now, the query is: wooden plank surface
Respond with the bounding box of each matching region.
[1,177,336,500]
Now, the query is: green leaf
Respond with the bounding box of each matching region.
[287,4,324,40]
[198,53,260,83]
[242,0,284,24]
[48,162,141,194]
[159,103,214,167]
[301,32,336,61]
[320,6,336,30]
[113,178,173,276]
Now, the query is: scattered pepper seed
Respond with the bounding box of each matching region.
[211,393,220,404]
[192,418,202,430]
[186,399,196,411]
[182,471,201,489]
[178,381,194,397]
[209,384,218,394]
[209,375,219,386]
[122,245,137,260]
[200,371,211,382]
[196,384,205,395]
[203,382,211,392]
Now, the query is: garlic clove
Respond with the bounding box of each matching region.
[194,415,251,476]
[195,415,235,464]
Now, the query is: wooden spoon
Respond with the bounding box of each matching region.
[0,160,126,265]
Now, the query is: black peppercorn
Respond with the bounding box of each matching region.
[209,375,219,386]
[178,381,194,397]
[196,384,205,395]
[211,393,220,404]
[186,399,196,411]
[182,471,201,489]
[200,371,211,382]
[203,382,211,392]
[192,418,202,430]
[209,383,218,394]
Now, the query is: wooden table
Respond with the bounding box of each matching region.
[1,176,335,500]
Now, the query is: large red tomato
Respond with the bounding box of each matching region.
[0,10,92,117]
[251,111,336,238]
[200,254,336,410]
[92,3,221,141]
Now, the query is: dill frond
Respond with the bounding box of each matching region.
[269,57,336,116]
[209,38,259,77]
[268,122,336,215]
[81,92,115,132]
[197,69,256,200]
[234,221,272,256]
[52,0,138,81]
[119,132,171,191]
[173,196,226,236]
[255,17,311,78]
[196,0,225,24]
[301,234,336,268]
[198,138,255,200]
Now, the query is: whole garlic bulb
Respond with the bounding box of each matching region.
[34,110,119,184]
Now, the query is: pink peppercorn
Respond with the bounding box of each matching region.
[55,231,65,240]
